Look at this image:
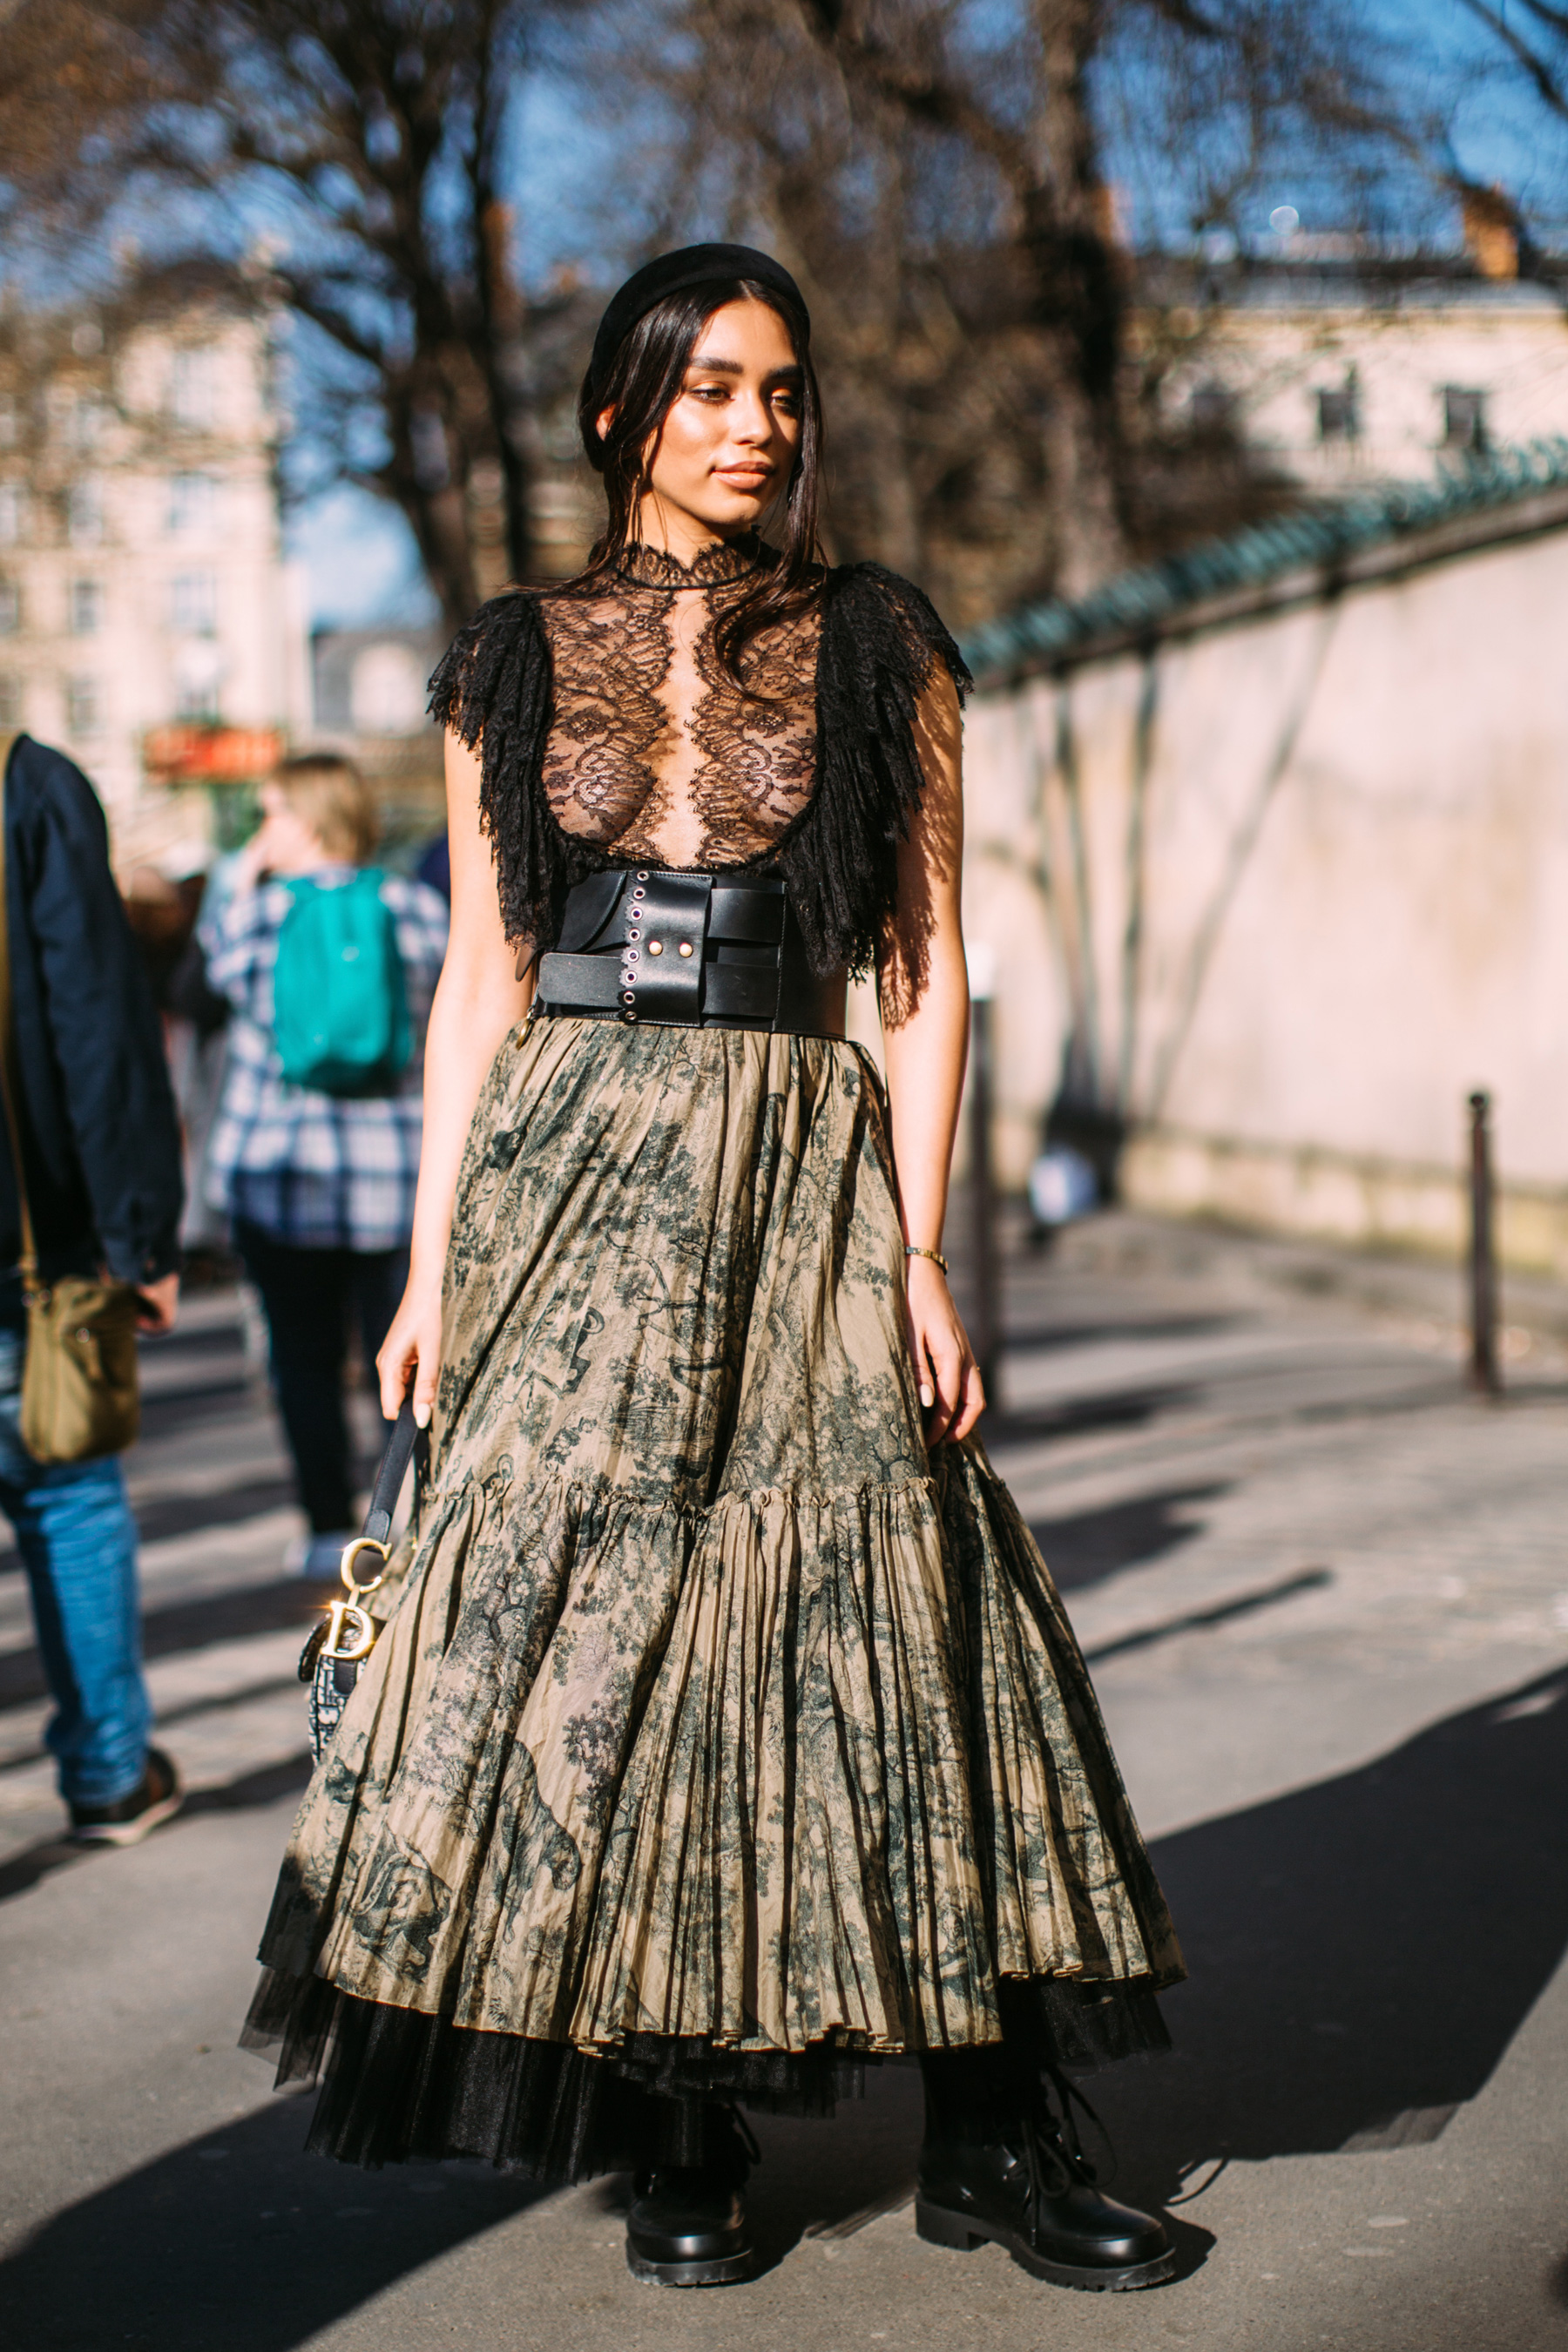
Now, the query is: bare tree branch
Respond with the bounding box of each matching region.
[1451,0,1568,126]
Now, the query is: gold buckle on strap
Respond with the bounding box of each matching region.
[317,1533,391,1663]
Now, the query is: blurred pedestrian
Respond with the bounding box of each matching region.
[0,733,185,1846]
[414,827,450,902]
[202,756,447,1578]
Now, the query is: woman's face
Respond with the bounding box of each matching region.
[605,297,803,547]
[255,781,329,875]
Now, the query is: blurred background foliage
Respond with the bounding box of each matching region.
[6,0,1568,628]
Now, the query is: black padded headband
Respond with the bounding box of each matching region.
[586,244,809,402]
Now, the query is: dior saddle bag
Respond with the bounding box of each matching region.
[298,1398,420,1761]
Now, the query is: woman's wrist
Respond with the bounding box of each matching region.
[904,1242,949,1276]
[403,1251,447,1300]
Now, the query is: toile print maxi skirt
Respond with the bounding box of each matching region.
[244,1014,1184,2179]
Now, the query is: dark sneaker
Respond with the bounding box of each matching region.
[69,1748,184,1848]
[916,2106,1174,2292]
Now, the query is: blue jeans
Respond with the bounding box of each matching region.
[0,1315,151,1807]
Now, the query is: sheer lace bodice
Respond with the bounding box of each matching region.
[429,550,970,976]
[535,539,821,869]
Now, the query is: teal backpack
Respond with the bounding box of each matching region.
[272,869,410,1097]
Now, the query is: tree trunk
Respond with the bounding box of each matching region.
[1024,0,1127,597]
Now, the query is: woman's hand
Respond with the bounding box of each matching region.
[905,1256,984,1444]
[377,1267,444,1426]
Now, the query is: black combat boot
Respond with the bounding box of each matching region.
[916,2051,1174,2293]
[625,2099,759,2288]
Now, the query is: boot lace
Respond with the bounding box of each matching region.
[1017,2064,1111,2227]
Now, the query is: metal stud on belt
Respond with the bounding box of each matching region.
[620,871,650,1021]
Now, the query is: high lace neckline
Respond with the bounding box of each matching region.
[615,537,761,589]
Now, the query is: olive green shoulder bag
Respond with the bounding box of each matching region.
[0,737,141,1463]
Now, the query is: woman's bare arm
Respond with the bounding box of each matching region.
[376,729,535,1422]
[878,666,984,1444]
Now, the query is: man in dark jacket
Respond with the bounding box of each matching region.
[2,734,186,1843]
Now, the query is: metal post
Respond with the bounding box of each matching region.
[1468,1090,1500,1396]
[969,995,1000,1405]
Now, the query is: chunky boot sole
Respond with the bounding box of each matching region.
[916,2196,1176,2293]
[626,2244,755,2288]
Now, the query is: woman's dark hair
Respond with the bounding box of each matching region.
[576,277,824,683]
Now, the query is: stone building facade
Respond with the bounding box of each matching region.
[1153,256,1568,502]
[0,283,309,864]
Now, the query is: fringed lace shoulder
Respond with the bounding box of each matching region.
[427,590,573,955]
[427,560,970,971]
[780,562,971,979]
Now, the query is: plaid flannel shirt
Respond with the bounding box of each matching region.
[202,867,449,1253]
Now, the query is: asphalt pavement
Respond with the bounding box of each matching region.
[2,1209,1566,2352]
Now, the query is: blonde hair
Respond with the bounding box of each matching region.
[270,754,380,864]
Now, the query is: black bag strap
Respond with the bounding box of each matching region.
[364,1396,420,1547]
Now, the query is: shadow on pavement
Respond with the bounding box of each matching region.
[0,1751,313,1903]
[0,1578,321,1710]
[0,2096,555,2352]
[1031,1480,1229,1593]
[1000,1314,1246,1355]
[991,1386,1178,1446]
[6,1671,1562,2337]
[1081,1566,1331,1663]
[137,1382,259,1442]
[1090,1663,1568,2204]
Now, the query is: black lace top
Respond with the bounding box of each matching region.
[428,540,970,978]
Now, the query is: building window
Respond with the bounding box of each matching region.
[170,570,217,637]
[0,484,24,546]
[168,471,217,537]
[70,395,106,450]
[1317,373,1360,442]
[170,346,217,429]
[1189,379,1236,435]
[350,640,427,734]
[1443,386,1488,452]
[70,578,103,636]
[67,481,103,545]
[65,674,101,735]
[174,639,223,721]
[0,580,18,636]
[0,674,18,727]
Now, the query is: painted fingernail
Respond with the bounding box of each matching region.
[415,1403,431,1429]
[919,1384,935,1409]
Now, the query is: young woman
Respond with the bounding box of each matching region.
[244,246,1184,2296]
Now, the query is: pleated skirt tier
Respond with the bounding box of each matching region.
[247,1015,1183,2172]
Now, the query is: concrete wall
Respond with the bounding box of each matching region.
[962,519,1568,1270]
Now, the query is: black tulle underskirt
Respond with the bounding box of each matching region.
[242,1965,1170,2182]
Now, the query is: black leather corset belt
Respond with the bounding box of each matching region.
[534,868,847,1038]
